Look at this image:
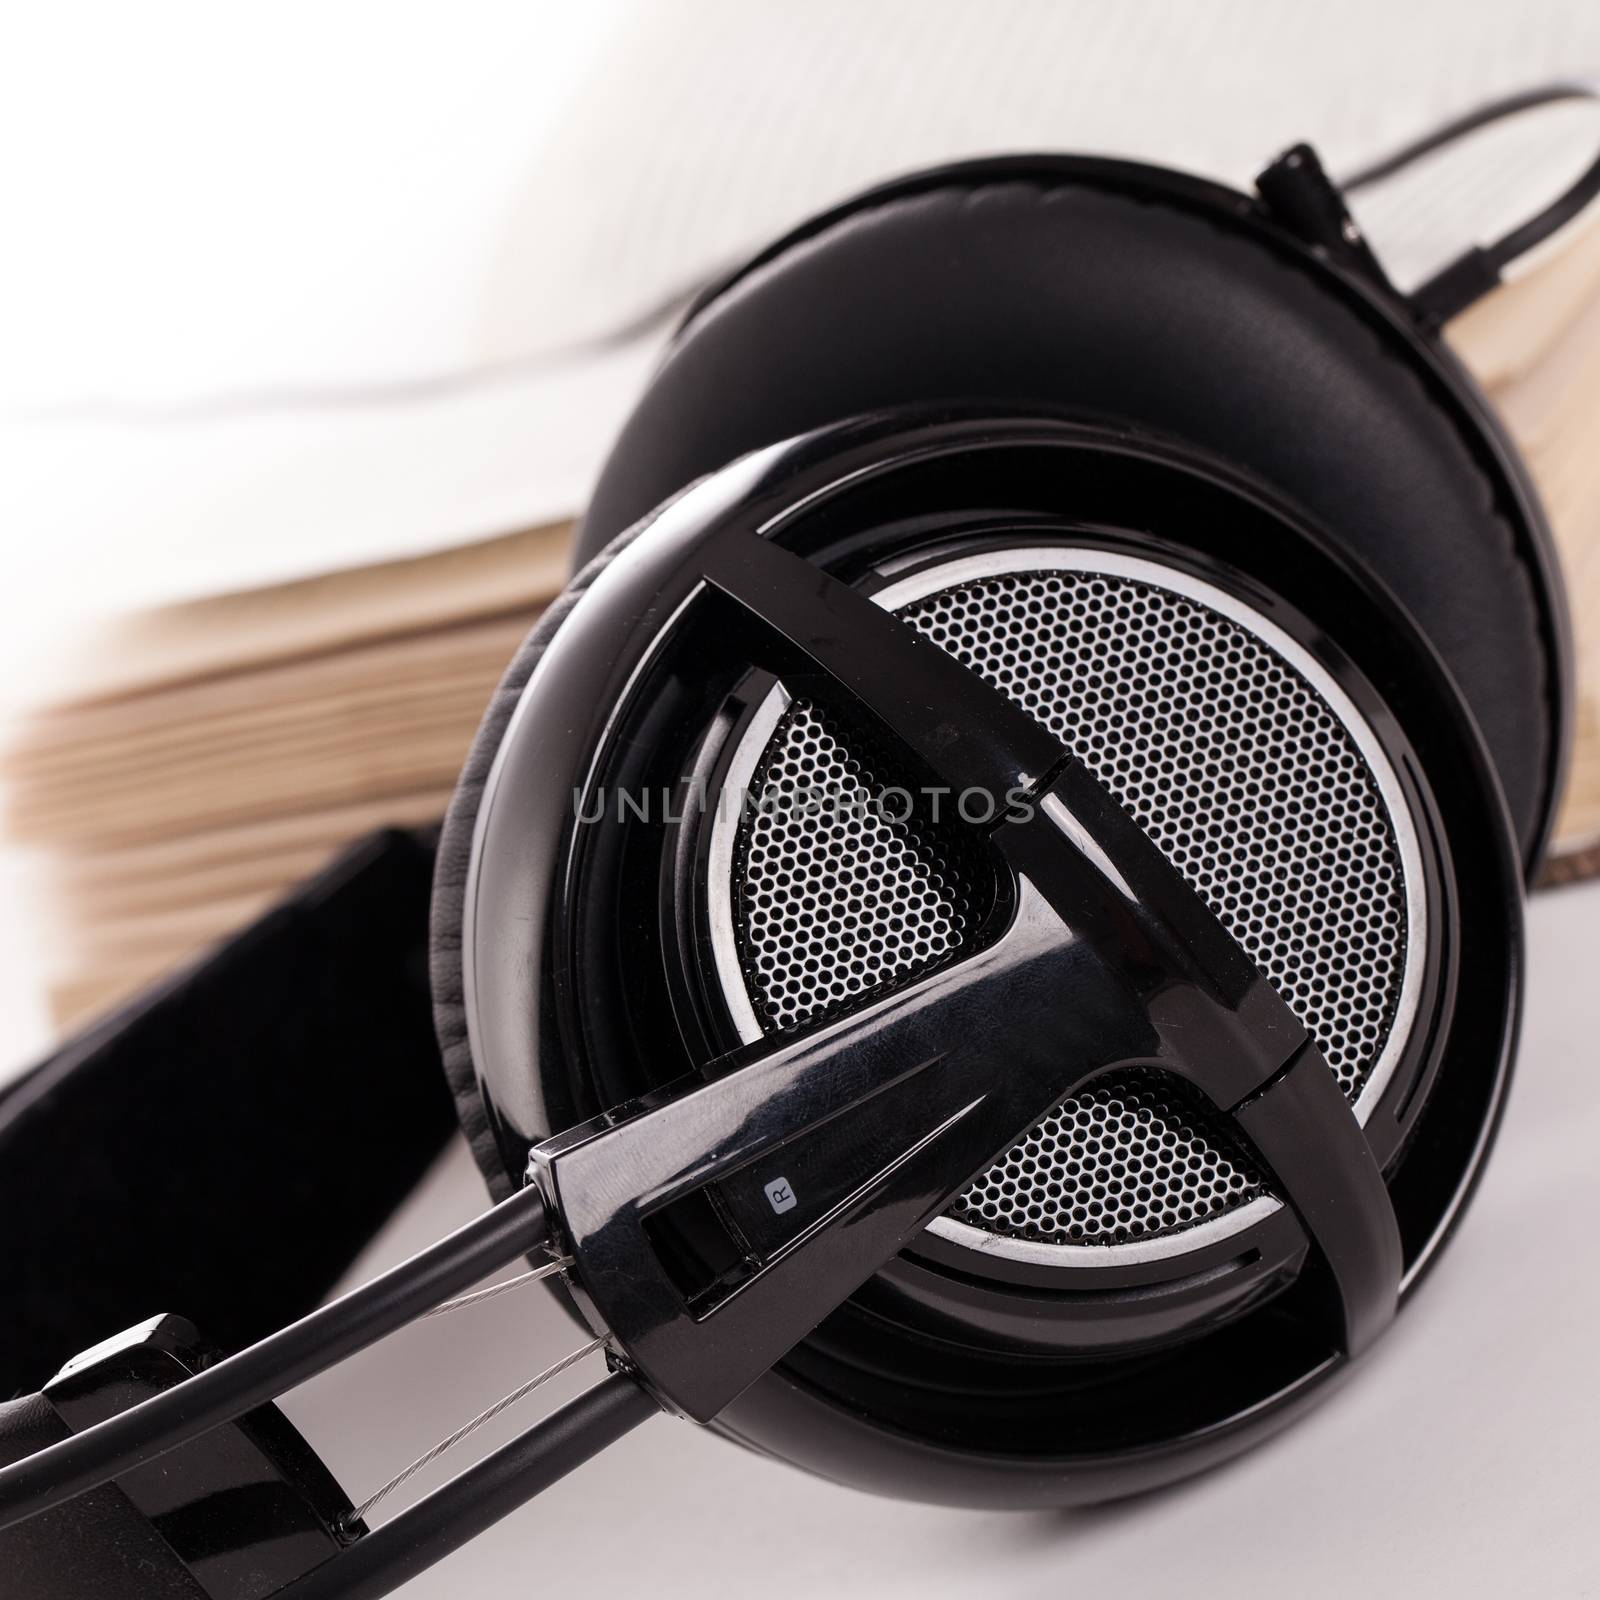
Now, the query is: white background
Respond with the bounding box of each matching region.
[2,4,1599,1594]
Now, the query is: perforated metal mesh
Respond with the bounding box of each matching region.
[735,702,980,1031]
[728,558,1412,1250]
[954,1072,1261,1244]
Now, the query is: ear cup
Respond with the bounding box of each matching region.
[577,174,1556,857]
[438,411,1525,1504]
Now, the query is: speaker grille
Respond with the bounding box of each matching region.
[722,552,1418,1256]
[954,1071,1261,1246]
[901,568,1407,1101]
[736,701,983,1030]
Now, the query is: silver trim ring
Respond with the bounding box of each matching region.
[705,547,1428,1270]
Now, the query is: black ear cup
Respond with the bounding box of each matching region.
[576,164,1562,861]
[435,409,1524,1508]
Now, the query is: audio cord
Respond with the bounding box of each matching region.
[1342,79,1600,269]
[1342,79,1600,323]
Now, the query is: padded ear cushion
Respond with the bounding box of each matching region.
[577,178,1553,855]
[431,500,694,1196]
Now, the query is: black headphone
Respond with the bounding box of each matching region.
[1,89,1592,1600]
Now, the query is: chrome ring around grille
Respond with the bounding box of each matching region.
[705,547,1427,1269]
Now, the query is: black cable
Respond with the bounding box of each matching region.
[1341,80,1600,323]
[1343,81,1598,194]
[0,1181,553,1534]
[276,1374,659,1600]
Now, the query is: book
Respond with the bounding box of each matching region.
[1,524,569,1024]
[1452,215,1600,880]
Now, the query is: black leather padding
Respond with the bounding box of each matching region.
[577,177,1552,852]
[430,507,678,1198]
[0,830,455,1395]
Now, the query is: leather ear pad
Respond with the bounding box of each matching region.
[577,179,1551,853]
[431,507,677,1196]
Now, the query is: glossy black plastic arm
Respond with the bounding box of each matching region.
[0,1182,555,1534]
[534,881,1157,1421]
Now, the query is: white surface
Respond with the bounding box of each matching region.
[285,880,1600,1599]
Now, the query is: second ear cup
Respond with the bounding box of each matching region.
[577,170,1555,857]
